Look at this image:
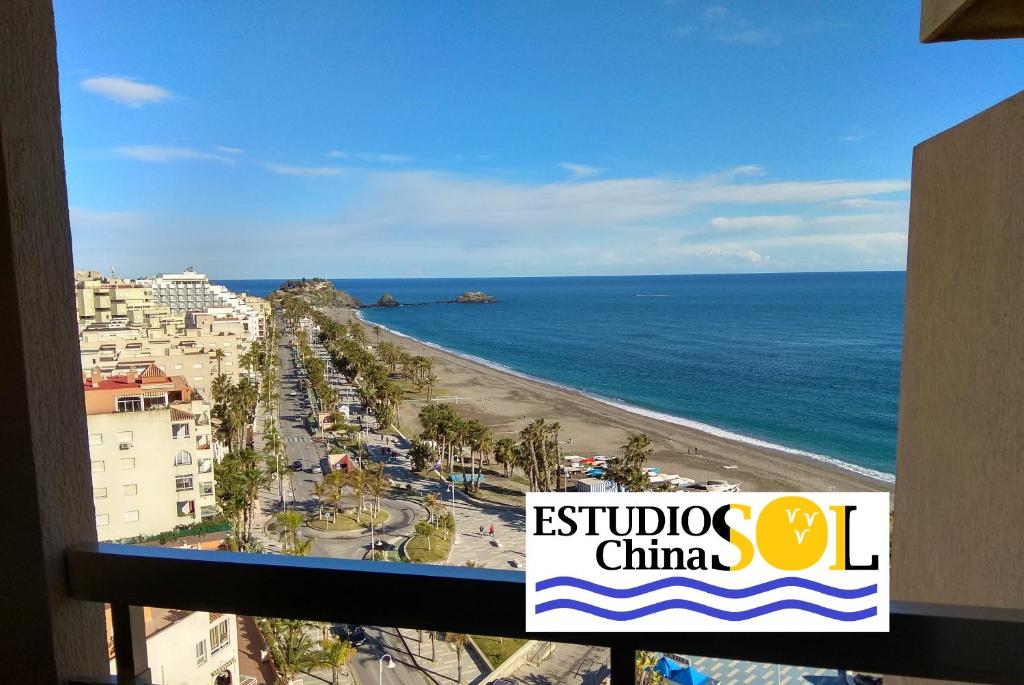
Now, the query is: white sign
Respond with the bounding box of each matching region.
[526,492,889,633]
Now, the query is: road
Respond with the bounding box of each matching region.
[275,326,429,684]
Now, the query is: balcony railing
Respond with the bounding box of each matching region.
[67,543,1024,685]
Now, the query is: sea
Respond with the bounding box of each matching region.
[217,272,904,482]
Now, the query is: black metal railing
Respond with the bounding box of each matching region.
[68,543,1024,684]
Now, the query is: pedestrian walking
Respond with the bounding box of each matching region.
[489,524,495,537]
[479,525,485,536]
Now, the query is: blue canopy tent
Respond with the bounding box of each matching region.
[654,656,713,685]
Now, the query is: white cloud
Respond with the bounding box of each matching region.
[711,215,801,230]
[264,162,346,177]
[704,6,729,19]
[216,146,245,155]
[715,28,781,47]
[338,170,909,235]
[327,151,412,163]
[831,197,905,209]
[69,207,152,231]
[704,247,766,263]
[80,77,172,108]
[711,212,906,232]
[559,162,606,178]
[113,146,234,164]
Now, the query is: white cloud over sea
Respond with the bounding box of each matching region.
[70,164,911,277]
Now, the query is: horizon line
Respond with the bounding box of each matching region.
[205,268,907,282]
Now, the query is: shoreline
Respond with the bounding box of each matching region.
[333,307,892,494]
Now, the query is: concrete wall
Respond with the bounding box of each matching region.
[892,90,1024,683]
[111,610,240,685]
[0,1,108,680]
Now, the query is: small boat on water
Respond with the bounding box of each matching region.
[705,480,740,492]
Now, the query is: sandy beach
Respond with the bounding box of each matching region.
[326,307,891,493]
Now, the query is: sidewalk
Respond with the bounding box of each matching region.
[397,629,489,685]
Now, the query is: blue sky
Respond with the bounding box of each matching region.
[56,1,1024,278]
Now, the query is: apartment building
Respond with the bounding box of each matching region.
[148,268,262,341]
[105,607,240,685]
[75,276,185,332]
[85,364,218,541]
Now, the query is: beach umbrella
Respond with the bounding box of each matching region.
[653,657,712,685]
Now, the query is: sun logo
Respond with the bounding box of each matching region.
[755,496,829,571]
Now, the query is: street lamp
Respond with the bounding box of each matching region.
[378,654,395,684]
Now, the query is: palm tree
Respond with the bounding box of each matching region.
[635,650,665,685]
[447,633,468,682]
[319,636,356,685]
[213,348,226,377]
[312,481,328,519]
[493,438,518,479]
[408,439,436,472]
[424,493,439,524]
[606,432,655,492]
[275,510,305,553]
[258,618,323,685]
[364,465,388,516]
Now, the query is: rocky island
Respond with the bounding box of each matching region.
[270,278,361,308]
[456,291,497,304]
[375,293,400,307]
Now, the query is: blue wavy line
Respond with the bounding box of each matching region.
[535,576,876,600]
[535,598,877,622]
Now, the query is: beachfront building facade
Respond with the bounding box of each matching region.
[75,275,185,333]
[148,268,261,341]
[85,364,218,541]
[105,607,240,685]
[79,314,252,395]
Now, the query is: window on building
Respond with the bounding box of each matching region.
[200,505,217,519]
[175,475,194,492]
[123,510,139,522]
[192,376,203,381]
[123,484,137,496]
[143,396,167,409]
[96,514,109,527]
[116,431,133,442]
[91,460,105,473]
[120,458,135,470]
[177,500,195,517]
[174,450,193,466]
[210,619,230,654]
[173,364,183,370]
[93,488,107,499]
[116,396,142,412]
[172,423,190,439]
[88,433,103,446]
[200,481,214,496]
[192,363,203,369]
[195,640,207,665]
[198,458,213,474]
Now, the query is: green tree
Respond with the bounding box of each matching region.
[415,520,435,551]
[493,438,518,479]
[605,432,654,492]
[258,618,323,685]
[275,509,306,554]
[636,650,665,685]
[408,438,436,472]
[319,636,356,685]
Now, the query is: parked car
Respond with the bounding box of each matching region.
[291,460,303,471]
[310,465,322,474]
[336,624,366,646]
